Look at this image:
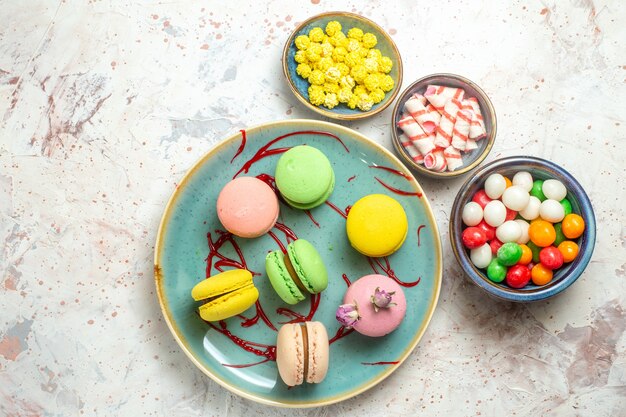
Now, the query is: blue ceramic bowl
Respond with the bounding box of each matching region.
[282,12,402,120]
[391,73,497,179]
[450,156,596,302]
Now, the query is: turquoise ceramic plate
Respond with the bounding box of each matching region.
[282,12,403,120]
[154,119,441,407]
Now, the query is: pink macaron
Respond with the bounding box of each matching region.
[338,274,407,337]
[216,176,279,238]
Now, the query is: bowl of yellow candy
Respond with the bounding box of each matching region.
[283,12,403,120]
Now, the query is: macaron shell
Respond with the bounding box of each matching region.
[344,274,407,337]
[276,323,305,386]
[216,177,279,238]
[346,194,408,257]
[265,250,305,305]
[287,239,328,294]
[281,169,335,210]
[305,321,329,383]
[191,269,253,301]
[198,284,259,322]
[275,145,334,205]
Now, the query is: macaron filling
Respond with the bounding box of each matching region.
[198,282,254,306]
[300,323,309,382]
[283,253,308,293]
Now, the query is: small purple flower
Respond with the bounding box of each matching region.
[371,287,397,312]
[336,301,360,328]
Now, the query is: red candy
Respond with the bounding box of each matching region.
[472,189,492,209]
[505,208,517,221]
[506,264,531,288]
[489,238,503,255]
[462,227,487,249]
[476,220,496,241]
[539,246,564,270]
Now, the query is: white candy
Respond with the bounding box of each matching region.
[519,196,541,220]
[462,202,483,227]
[483,200,507,227]
[539,199,565,223]
[484,173,506,199]
[542,179,567,201]
[470,243,492,268]
[501,185,530,211]
[496,220,522,243]
[515,219,530,244]
[512,171,533,192]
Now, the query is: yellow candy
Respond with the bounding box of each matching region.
[338,87,353,103]
[378,56,393,74]
[308,27,324,42]
[294,50,308,64]
[363,73,380,91]
[370,89,385,104]
[339,75,355,89]
[295,35,310,50]
[306,48,321,63]
[357,93,373,111]
[347,94,358,109]
[325,21,342,36]
[358,46,370,58]
[324,92,339,109]
[320,42,333,57]
[367,49,382,60]
[316,57,333,72]
[346,38,360,52]
[350,65,368,83]
[344,51,361,68]
[323,82,340,94]
[362,32,377,48]
[353,85,367,97]
[296,63,312,79]
[330,31,346,46]
[325,66,341,83]
[308,85,326,106]
[332,46,347,62]
[347,27,364,40]
[308,69,325,85]
[363,57,379,73]
[336,63,350,76]
[380,74,394,92]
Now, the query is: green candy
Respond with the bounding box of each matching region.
[526,241,541,263]
[554,223,566,246]
[531,180,546,201]
[487,258,507,283]
[497,242,523,266]
[560,198,572,216]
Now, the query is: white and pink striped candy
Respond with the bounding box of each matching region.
[451,102,473,151]
[424,85,465,112]
[444,146,463,171]
[465,97,486,140]
[397,113,436,155]
[398,133,424,164]
[404,94,440,134]
[424,149,447,172]
[434,98,461,148]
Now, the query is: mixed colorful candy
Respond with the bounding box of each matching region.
[293,21,395,111]
[461,171,585,288]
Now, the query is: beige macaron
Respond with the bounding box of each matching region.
[275,321,329,386]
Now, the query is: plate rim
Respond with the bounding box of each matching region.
[153,119,442,407]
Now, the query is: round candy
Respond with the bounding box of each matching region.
[483,200,507,227]
[553,223,566,246]
[505,208,517,221]
[558,241,579,263]
[501,185,530,211]
[519,196,541,221]
[489,238,504,255]
[560,198,572,216]
[539,246,564,270]
[462,202,483,227]
[542,179,567,201]
[470,243,492,268]
[506,264,531,288]
[497,242,523,266]
[539,199,565,223]
[515,219,530,244]
[484,173,507,199]
[528,220,556,247]
[471,189,492,209]
[562,214,585,239]
[526,241,541,263]
[530,180,546,201]
[531,263,553,285]
[518,244,533,265]
[486,259,507,282]
[462,227,487,249]
[503,176,512,188]
[512,171,533,192]
[476,220,496,241]
[496,220,522,243]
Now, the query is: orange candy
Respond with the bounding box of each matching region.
[558,241,579,263]
[504,176,512,188]
[518,244,533,265]
[562,214,585,239]
[531,263,553,285]
[528,219,556,247]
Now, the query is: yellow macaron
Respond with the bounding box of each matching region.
[346,194,408,257]
[191,269,259,321]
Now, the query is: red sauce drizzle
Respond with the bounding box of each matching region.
[276,293,321,324]
[267,231,287,254]
[368,257,421,287]
[347,175,356,182]
[230,129,247,163]
[207,320,276,362]
[417,224,425,247]
[341,273,351,287]
[361,361,399,366]
[255,173,278,196]
[368,165,411,180]
[274,222,298,243]
[206,231,258,275]
[238,301,277,330]
[324,200,348,219]
[329,326,354,344]
[304,210,320,228]
[233,130,349,178]
[374,177,423,197]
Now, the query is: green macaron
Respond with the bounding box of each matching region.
[275,145,335,210]
[265,239,328,305]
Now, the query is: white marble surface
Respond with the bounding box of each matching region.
[1,0,625,415]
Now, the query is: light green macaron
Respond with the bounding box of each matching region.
[275,145,335,210]
[265,239,328,305]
